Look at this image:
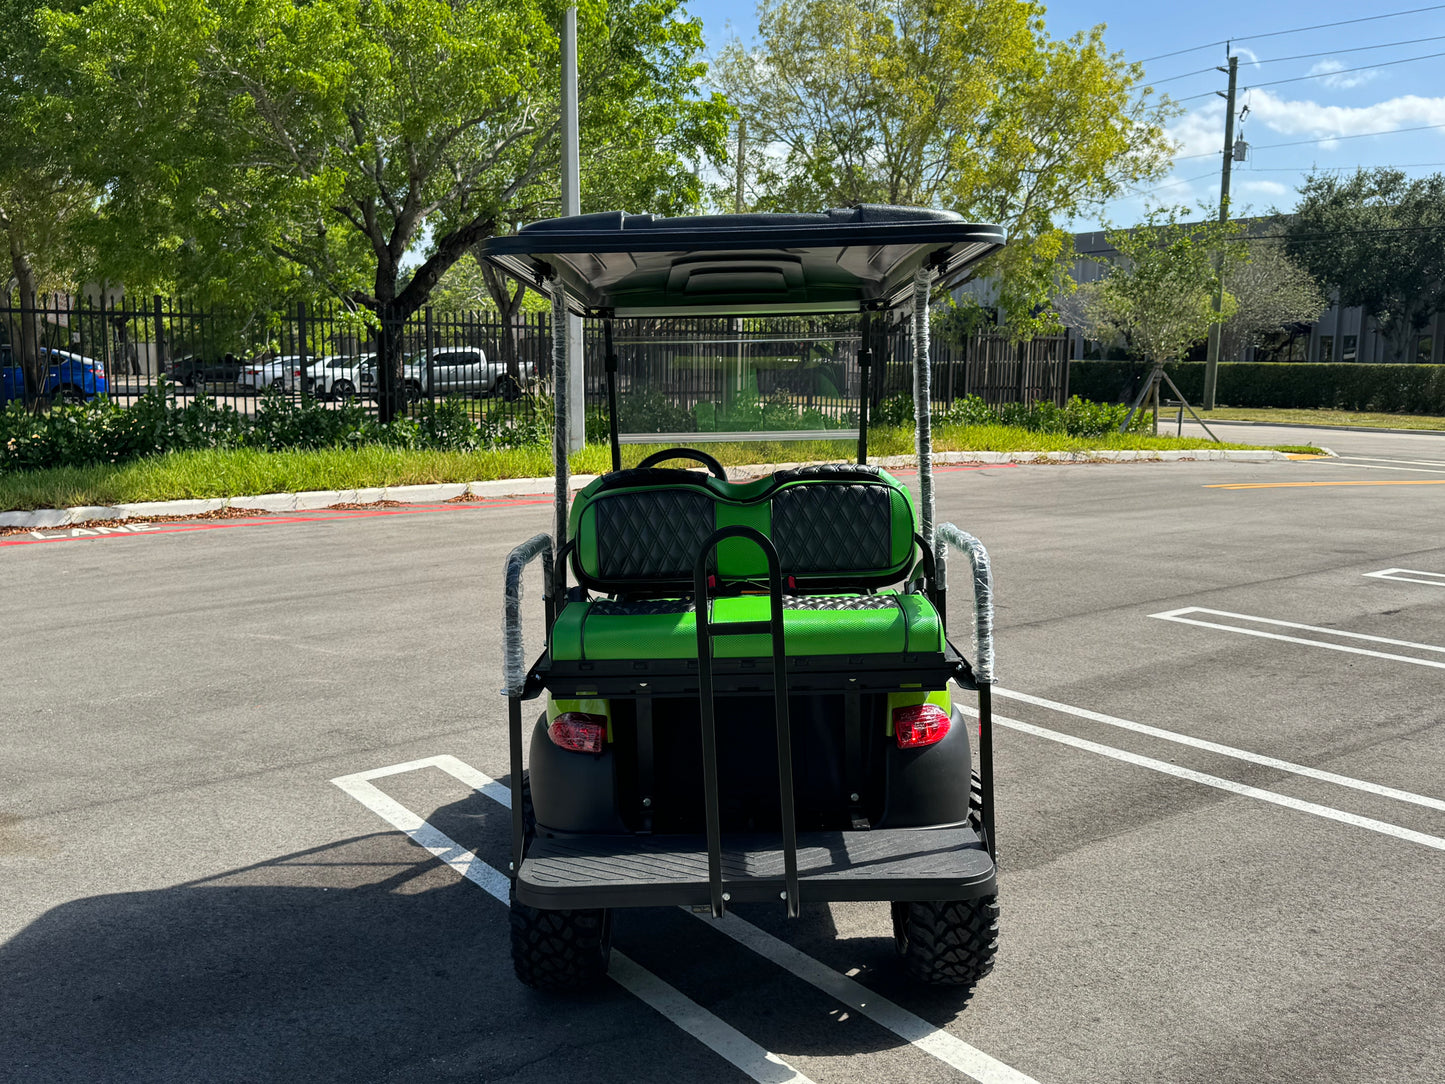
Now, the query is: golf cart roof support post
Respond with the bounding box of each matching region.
[913,267,935,552]
[551,284,571,554]
[604,318,621,472]
[856,311,872,465]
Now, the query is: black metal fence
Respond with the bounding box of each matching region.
[0,295,1070,429]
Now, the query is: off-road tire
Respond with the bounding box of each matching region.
[889,768,997,987]
[890,895,999,987]
[509,772,613,992]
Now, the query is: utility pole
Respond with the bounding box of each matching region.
[562,3,584,451]
[1202,53,1238,411]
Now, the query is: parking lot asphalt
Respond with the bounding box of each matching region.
[3,432,1444,1084]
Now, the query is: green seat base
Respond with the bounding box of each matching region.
[550,591,943,662]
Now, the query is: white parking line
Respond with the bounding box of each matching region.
[1149,607,1445,671]
[1337,456,1445,470]
[332,760,814,1084]
[1321,461,1445,475]
[984,690,1445,814]
[992,715,1445,854]
[1364,568,1445,588]
[334,755,1041,1084]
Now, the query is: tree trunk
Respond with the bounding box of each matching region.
[9,239,44,409]
[480,258,526,379]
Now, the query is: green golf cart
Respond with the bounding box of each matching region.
[487,205,1004,993]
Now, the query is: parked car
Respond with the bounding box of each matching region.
[236,354,313,392]
[0,345,109,405]
[163,354,243,387]
[312,354,376,399]
[360,347,533,401]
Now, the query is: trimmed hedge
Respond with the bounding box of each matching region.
[1070,361,1445,415]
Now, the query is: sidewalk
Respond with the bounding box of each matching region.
[0,447,1304,530]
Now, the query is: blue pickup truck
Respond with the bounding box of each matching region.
[0,345,109,405]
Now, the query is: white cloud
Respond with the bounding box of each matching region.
[1244,89,1445,140]
[1234,178,1290,197]
[1305,58,1379,91]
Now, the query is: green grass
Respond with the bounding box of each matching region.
[1201,406,1445,431]
[0,424,1285,512]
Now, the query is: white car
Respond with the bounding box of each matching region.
[313,354,375,399]
[236,354,312,392]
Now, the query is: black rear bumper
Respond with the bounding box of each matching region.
[515,826,995,909]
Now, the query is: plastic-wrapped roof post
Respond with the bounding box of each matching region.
[551,284,570,556]
[934,522,995,684]
[913,267,935,552]
[502,533,555,697]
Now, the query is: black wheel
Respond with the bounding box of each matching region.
[509,772,613,992]
[890,895,998,988]
[495,374,522,401]
[182,372,198,388]
[56,385,86,404]
[269,377,286,391]
[332,378,356,399]
[402,380,423,404]
[889,768,997,987]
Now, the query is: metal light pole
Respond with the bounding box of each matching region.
[562,4,584,452]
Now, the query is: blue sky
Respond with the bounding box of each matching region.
[683,0,1445,230]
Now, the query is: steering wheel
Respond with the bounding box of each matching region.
[635,447,729,480]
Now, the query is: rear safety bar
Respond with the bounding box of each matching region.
[934,523,997,861]
[693,526,800,920]
[502,533,555,876]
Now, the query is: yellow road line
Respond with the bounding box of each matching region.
[1206,480,1445,490]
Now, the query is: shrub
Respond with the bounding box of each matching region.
[1069,360,1445,415]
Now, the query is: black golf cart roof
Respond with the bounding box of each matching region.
[481,206,1004,317]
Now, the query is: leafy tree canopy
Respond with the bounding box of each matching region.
[712,0,1174,336]
[22,0,730,314]
[1072,208,1240,365]
[1220,241,1326,362]
[1286,167,1445,360]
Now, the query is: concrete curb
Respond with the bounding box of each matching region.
[1195,419,1445,437]
[0,448,1299,530]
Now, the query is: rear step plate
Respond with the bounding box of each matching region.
[516,828,995,908]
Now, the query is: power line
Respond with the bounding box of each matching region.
[1173,122,1445,161]
[1241,162,1445,171]
[1251,31,1445,65]
[1137,3,1445,64]
[1246,48,1445,90]
[1151,31,1445,84]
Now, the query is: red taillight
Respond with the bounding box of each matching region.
[894,704,950,749]
[549,712,606,754]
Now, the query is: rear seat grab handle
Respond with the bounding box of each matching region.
[934,522,995,683]
[502,533,554,697]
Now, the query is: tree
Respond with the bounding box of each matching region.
[712,0,1174,336]
[1072,209,1240,366]
[1287,168,1445,362]
[31,0,730,419]
[1219,242,1327,362]
[0,0,102,405]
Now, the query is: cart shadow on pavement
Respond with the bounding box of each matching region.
[1,791,983,1083]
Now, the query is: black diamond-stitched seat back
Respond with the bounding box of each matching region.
[568,462,917,593]
[772,483,892,574]
[594,489,716,581]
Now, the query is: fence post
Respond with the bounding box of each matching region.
[153,295,166,383]
[297,301,309,397]
[1061,333,1071,405]
[424,306,434,404]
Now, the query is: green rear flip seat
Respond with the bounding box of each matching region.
[553,465,943,662]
